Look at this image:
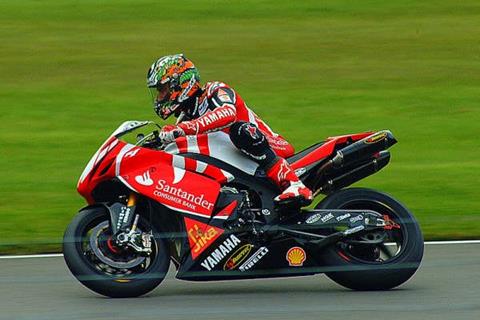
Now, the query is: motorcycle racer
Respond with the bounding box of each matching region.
[146,54,312,206]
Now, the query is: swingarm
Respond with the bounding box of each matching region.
[276,209,400,248]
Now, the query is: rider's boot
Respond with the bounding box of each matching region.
[266,157,313,206]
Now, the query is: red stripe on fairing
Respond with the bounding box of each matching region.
[184,157,197,171]
[203,165,229,184]
[175,137,188,153]
[196,134,210,156]
[215,201,238,218]
[290,132,375,169]
[290,139,337,169]
[337,251,351,262]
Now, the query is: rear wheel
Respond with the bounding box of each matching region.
[63,206,170,297]
[317,188,423,290]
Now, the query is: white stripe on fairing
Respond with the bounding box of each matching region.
[79,138,119,184]
[2,240,480,259]
[212,215,229,220]
[186,135,200,153]
[164,141,179,155]
[173,167,186,184]
[207,132,259,175]
[117,175,138,193]
[172,155,185,169]
[172,156,186,184]
[221,169,235,182]
[162,203,211,219]
[196,161,208,173]
[115,144,136,176]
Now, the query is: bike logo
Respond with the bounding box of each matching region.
[135,171,153,186]
[261,209,271,216]
[201,235,242,271]
[336,213,351,221]
[349,215,364,223]
[185,218,223,259]
[365,132,387,144]
[286,247,306,267]
[306,213,322,224]
[223,244,253,270]
[321,213,334,223]
[239,246,269,272]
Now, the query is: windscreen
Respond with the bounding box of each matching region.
[113,121,161,145]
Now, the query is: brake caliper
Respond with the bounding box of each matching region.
[383,215,401,230]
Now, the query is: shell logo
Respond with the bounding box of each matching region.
[286,246,306,267]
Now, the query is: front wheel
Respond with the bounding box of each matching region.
[317,188,424,290]
[63,206,170,297]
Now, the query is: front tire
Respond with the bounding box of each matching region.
[63,206,170,298]
[317,188,424,290]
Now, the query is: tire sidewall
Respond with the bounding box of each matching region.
[63,207,170,298]
[317,188,424,290]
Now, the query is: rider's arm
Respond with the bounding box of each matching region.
[178,88,237,134]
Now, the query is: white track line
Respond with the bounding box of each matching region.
[424,240,480,245]
[0,253,63,259]
[0,240,479,259]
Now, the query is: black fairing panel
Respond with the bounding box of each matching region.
[180,152,280,225]
[175,230,321,281]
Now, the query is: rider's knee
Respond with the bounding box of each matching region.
[229,121,276,166]
[229,121,266,149]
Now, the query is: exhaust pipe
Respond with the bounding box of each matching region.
[331,130,397,168]
[316,151,391,194]
[310,130,396,193]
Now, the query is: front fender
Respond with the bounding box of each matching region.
[78,203,126,234]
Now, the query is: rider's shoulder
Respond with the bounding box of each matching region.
[204,81,235,97]
[204,81,236,106]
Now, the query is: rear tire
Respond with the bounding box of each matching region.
[317,188,423,290]
[63,206,170,298]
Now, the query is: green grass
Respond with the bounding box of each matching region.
[1,0,479,253]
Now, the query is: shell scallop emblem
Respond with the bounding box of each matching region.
[286,247,306,266]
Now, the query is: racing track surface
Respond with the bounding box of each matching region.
[0,243,478,320]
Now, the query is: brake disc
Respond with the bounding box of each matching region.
[89,221,145,269]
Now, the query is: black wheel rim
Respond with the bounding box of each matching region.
[336,200,407,265]
[77,213,159,279]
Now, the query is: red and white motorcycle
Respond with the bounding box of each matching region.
[63,121,423,297]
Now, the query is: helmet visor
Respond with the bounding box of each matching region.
[149,84,177,119]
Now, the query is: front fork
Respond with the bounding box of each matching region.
[107,193,153,255]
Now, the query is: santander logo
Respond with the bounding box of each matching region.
[135,171,154,186]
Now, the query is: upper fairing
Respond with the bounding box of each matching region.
[164,131,259,175]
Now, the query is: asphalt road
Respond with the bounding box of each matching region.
[0,243,478,320]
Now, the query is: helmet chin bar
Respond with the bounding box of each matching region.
[176,111,186,124]
[155,101,181,120]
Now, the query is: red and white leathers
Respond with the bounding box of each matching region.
[266,157,313,204]
[160,81,312,205]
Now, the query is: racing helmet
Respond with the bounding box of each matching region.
[147,54,200,119]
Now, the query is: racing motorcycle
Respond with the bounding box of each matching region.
[63,121,424,297]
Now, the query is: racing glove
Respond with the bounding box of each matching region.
[159,125,185,143]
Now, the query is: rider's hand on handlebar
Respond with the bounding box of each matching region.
[159,125,185,144]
